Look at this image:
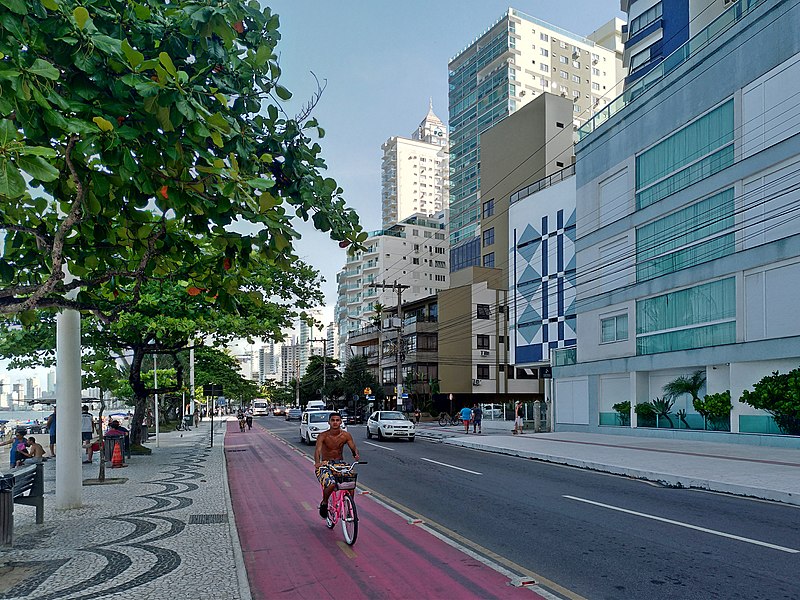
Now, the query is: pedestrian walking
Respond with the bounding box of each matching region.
[513,401,524,435]
[81,405,95,463]
[45,407,56,457]
[459,405,472,433]
[414,408,421,424]
[471,403,482,434]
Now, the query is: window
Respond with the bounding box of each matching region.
[541,79,549,88]
[412,257,420,265]
[559,41,567,49]
[477,335,490,349]
[636,278,736,355]
[629,2,662,37]
[572,75,580,83]
[434,260,446,268]
[560,70,568,79]
[424,231,432,238]
[476,304,491,319]
[636,100,734,209]
[601,314,628,343]
[434,247,445,255]
[540,33,549,42]
[573,61,580,69]
[482,199,494,218]
[482,227,494,247]
[592,67,600,76]
[636,188,735,281]
[540,48,549,57]
[592,82,600,91]
[483,252,495,268]
[560,55,569,64]
[434,274,446,282]
[477,364,490,379]
[630,47,651,73]
[540,64,549,73]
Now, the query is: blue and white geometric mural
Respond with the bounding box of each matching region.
[511,198,577,365]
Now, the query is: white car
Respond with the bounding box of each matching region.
[366,411,416,441]
[300,410,347,445]
[481,404,503,419]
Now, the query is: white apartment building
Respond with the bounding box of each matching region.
[336,213,450,362]
[381,105,449,229]
[280,340,300,386]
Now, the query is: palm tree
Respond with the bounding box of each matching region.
[370,302,385,328]
[663,370,707,403]
[663,370,707,428]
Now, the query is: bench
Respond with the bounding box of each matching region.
[0,463,44,546]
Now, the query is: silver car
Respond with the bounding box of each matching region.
[366,411,416,441]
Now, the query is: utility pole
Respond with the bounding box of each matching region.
[294,354,300,407]
[368,281,410,408]
[308,337,328,391]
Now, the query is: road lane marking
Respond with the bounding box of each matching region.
[564,495,800,554]
[282,480,291,488]
[301,501,312,511]
[363,441,396,451]
[336,540,357,559]
[420,457,482,475]
[363,486,584,600]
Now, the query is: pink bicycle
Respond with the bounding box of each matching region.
[325,461,367,546]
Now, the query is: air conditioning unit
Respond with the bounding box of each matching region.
[472,379,481,386]
[480,351,490,356]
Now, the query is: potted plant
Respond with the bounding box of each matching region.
[693,391,733,431]
[612,401,631,426]
[634,402,656,428]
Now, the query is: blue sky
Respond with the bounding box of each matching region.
[267,1,625,306]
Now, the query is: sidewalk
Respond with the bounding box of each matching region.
[417,423,800,506]
[0,419,248,600]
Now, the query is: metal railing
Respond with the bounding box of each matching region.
[510,164,575,205]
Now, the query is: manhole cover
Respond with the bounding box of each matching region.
[188,513,228,524]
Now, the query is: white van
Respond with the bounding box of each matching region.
[305,400,326,411]
[252,400,269,416]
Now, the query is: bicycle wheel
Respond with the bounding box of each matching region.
[438,413,449,427]
[325,494,337,529]
[341,494,358,546]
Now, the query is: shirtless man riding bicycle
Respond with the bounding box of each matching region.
[314,412,359,519]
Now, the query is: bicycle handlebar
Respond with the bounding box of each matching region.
[329,461,368,473]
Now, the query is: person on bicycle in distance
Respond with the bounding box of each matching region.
[314,412,360,519]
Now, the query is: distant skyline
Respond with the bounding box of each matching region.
[268,1,625,305]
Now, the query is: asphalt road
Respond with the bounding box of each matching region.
[259,416,799,600]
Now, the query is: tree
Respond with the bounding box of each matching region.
[740,368,800,435]
[299,354,341,405]
[0,261,322,446]
[663,370,707,405]
[693,391,733,431]
[341,355,381,410]
[187,346,260,410]
[262,379,293,407]
[0,0,365,320]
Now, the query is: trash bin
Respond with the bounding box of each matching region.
[183,415,193,429]
[104,435,128,461]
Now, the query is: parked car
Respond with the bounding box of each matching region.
[285,408,302,421]
[366,411,416,441]
[481,403,503,419]
[300,410,347,445]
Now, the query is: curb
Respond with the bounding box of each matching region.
[443,438,800,507]
[220,422,253,600]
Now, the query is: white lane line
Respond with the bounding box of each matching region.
[363,441,396,451]
[564,495,799,554]
[421,457,482,475]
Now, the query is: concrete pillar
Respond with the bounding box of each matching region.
[55,307,82,509]
[533,400,542,432]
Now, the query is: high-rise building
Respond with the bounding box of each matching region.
[448,9,624,272]
[381,104,449,228]
[0,375,10,408]
[280,340,300,386]
[559,0,800,437]
[335,213,449,362]
[258,341,278,383]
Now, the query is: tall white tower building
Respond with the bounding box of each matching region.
[381,104,449,229]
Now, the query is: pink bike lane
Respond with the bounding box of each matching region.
[225,422,546,600]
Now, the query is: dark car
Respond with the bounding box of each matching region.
[285,408,302,421]
[339,410,362,425]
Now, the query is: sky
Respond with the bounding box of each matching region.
[267,0,626,306]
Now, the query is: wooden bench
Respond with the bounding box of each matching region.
[0,463,44,546]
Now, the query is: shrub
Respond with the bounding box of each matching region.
[693,391,733,431]
[634,402,656,427]
[612,401,631,426]
[740,369,800,435]
[650,397,675,428]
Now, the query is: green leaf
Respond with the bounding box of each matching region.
[18,146,57,158]
[92,116,114,132]
[0,158,27,198]
[17,155,59,182]
[28,59,60,80]
[274,85,292,101]
[121,39,144,68]
[133,3,150,19]
[158,52,177,77]
[210,131,223,148]
[73,6,89,29]
[0,119,19,145]
[41,0,59,10]
[0,0,27,15]
[247,178,274,191]
[92,35,122,56]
